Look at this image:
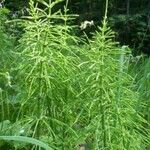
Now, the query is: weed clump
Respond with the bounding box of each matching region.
[0,0,149,150]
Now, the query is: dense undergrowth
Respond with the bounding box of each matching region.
[0,0,149,150]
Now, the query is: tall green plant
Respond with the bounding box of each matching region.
[12,0,86,149]
[81,25,149,150]
[0,0,149,150]
[77,1,149,149]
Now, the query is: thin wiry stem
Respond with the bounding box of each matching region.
[104,0,109,24]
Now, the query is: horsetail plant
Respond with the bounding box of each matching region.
[13,0,86,149]
[0,0,149,150]
[76,0,149,149]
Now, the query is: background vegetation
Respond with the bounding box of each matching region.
[3,0,150,56]
[0,0,150,150]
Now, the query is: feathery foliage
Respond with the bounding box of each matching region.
[0,0,149,150]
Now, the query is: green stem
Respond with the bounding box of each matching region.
[49,0,52,17]
[100,1,109,148]
[104,0,109,24]
[0,89,4,130]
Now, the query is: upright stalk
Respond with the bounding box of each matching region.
[104,0,109,25]
[48,0,52,16]
[0,89,4,130]
[101,0,109,148]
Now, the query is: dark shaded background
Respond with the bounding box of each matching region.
[2,0,150,56]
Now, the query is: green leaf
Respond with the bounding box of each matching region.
[0,136,53,150]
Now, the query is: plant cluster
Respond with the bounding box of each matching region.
[0,0,149,150]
